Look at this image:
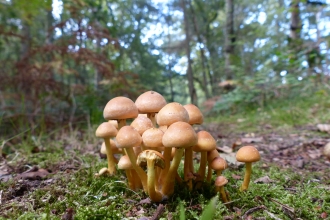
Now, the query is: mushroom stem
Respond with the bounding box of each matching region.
[159,147,171,186]
[196,152,207,181]
[161,148,184,196]
[117,119,126,129]
[104,139,117,175]
[125,170,135,190]
[124,148,148,192]
[240,162,252,191]
[147,113,157,127]
[206,165,212,183]
[184,147,193,190]
[217,186,229,203]
[147,158,163,202]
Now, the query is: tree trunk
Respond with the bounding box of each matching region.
[181,0,197,105]
[224,0,235,80]
[290,0,301,40]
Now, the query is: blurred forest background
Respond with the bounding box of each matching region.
[0,0,329,137]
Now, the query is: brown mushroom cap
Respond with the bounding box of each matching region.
[215,176,228,187]
[156,102,189,126]
[118,155,133,170]
[162,121,197,148]
[115,126,142,149]
[236,145,260,163]
[183,104,204,125]
[192,131,216,152]
[142,128,164,148]
[210,157,228,171]
[130,115,154,136]
[103,97,138,120]
[135,91,167,113]
[95,122,118,138]
[137,150,165,169]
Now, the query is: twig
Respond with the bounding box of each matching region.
[0,190,2,205]
[242,205,266,219]
[269,198,295,213]
[150,204,165,220]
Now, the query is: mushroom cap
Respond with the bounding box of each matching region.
[115,126,142,149]
[137,150,165,169]
[207,149,220,162]
[215,176,228,187]
[183,104,204,125]
[135,91,167,113]
[95,122,118,138]
[156,102,189,126]
[162,121,197,148]
[236,145,260,163]
[103,96,138,120]
[324,142,330,160]
[142,128,164,148]
[210,157,228,171]
[108,120,118,129]
[130,115,154,135]
[100,140,122,154]
[118,155,133,169]
[192,131,216,152]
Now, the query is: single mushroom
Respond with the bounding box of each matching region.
[95,122,118,176]
[209,156,228,180]
[206,149,220,182]
[100,140,122,163]
[137,150,165,202]
[118,155,135,190]
[215,176,229,203]
[135,91,167,127]
[131,115,154,151]
[183,104,204,189]
[103,96,138,129]
[116,126,148,192]
[156,102,190,187]
[161,121,197,197]
[236,145,260,191]
[192,131,216,182]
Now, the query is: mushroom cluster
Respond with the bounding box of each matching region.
[95,91,260,202]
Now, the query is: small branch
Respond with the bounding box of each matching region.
[150,204,165,220]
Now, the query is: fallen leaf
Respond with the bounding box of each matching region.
[139,197,151,204]
[217,146,233,153]
[219,153,243,166]
[317,124,330,133]
[16,168,50,180]
[254,176,276,184]
[241,137,263,143]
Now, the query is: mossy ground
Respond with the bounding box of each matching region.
[1,93,330,219]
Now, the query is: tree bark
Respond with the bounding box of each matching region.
[181,0,197,105]
[224,0,235,80]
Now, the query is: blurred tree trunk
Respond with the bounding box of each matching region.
[20,22,31,59]
[189,2,212,98]
[224,0,235,80]
[181,0,197,104]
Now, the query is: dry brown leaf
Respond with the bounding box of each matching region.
[254,176,276,184]
[317,124,330,133]
[241,137,263,143]
[216,146,233,153]
[15,168,50,180]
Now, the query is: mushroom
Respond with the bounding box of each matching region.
[100,140,122,163]
[103,96,138,129]
[209,156,228,180]
[137,150,165,202]
[116,126,148,192]
[215,176,229,203]
[324,142,330,160]
[183,104,204,189]
[236,145,260,191]
[135,91,167,127]
[161,121,197,196]
[95,122,118,176]
[156,102,190,187]
[206,149,220,182]
[192,131,216,182]
[118,155,135,190]
[131,115,154,151]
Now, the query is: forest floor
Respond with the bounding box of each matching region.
[0,110,330,219]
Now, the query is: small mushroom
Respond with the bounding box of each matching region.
[118,155,135,190]
[324,142,330,160]
[137,150,165,202]
[209,156,228,180]
[116,126,148,192]
[236,145,260,191]
[95,122,118,176]
[215,176,229,203]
